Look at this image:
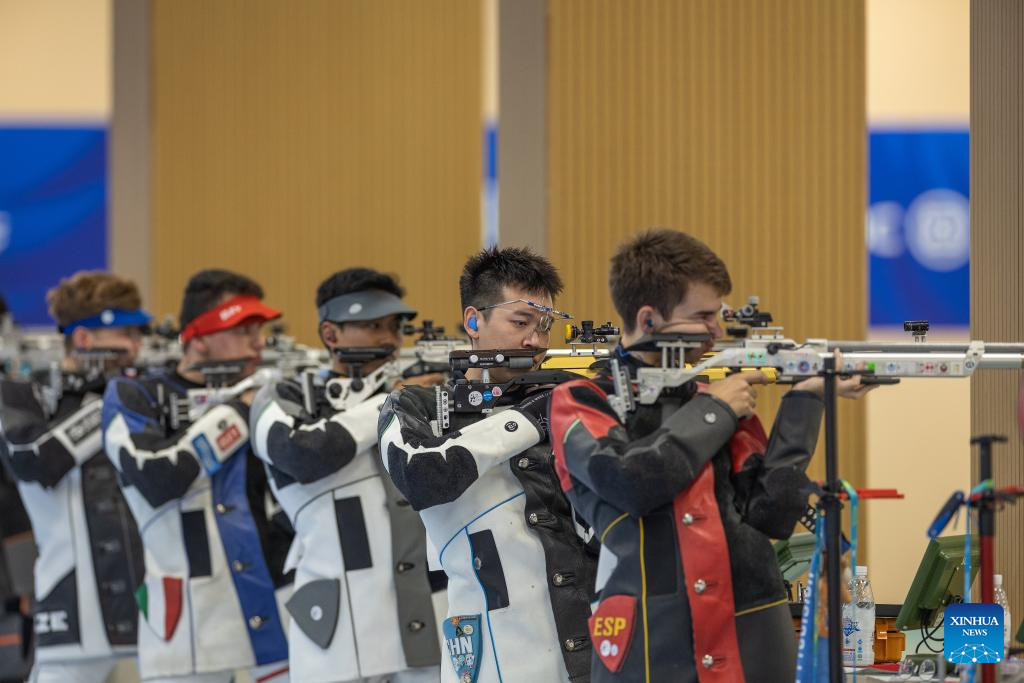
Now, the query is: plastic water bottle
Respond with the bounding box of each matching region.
[842,565,876,666]
[995,574,1012,648]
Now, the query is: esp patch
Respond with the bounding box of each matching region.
[589,594,637,672]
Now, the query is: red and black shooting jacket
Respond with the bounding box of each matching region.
[549,352,824,682]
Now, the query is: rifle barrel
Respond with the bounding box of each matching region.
[825,341,1024,354]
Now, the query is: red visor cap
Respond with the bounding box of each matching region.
[180,295,282,343]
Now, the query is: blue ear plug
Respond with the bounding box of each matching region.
[468,315,478,331]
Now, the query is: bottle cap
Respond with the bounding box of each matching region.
[995,574,1003,586]
[855,565,868,577]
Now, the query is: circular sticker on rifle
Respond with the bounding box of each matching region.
[491,387,503,397]
[468,391,483,407]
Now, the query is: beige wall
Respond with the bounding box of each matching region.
[863,0,972,604]
[867,0,969,126]
[0,0,110,120]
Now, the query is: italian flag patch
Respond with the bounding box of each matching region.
[135,577,183,641]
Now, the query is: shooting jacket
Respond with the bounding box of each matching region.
[102,370,289,679]
[0,373,143,664]
[251,374,441,682]
[548,350,824,682]
[378,374,598,683]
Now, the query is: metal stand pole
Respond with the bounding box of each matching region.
[971,434,1006,683]
[823,355,843,683]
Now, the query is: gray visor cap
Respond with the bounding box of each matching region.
[318,290,418,323]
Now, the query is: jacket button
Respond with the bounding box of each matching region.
[473,557,482,570]
[702,654,714,668]
[694,579,707,594]
[553,573,565,586]
[681,513,694,525]
[528,513,539,525]
[408,620,425,632]
[704,412,717,424]
[396,562,415,573]
[564,638,576,650]
[232,560,246,572]
[216,503,228,515]
[517,457,530,469]
[100,539,122,553]
[249,615,265,629]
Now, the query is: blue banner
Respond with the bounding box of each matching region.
[0,127,107,325]
[868,130,969,326]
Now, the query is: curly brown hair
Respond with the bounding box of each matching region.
[47,271,143,329]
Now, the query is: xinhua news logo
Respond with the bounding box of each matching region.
[944,603,1004,664]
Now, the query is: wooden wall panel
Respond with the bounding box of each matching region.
[110,0,151,302]
[547,0,867,487]
[970,0,1024,636]
[151,0,482,342]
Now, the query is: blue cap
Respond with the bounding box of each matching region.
[60,308,153,335]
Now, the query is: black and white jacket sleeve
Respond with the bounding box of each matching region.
[0,378,102,489]
[377,385,543,511]
[249,380,384,484]
[102,376,250,509]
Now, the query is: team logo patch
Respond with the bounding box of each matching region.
[216,424,242,451]
[442,614,482,683]
[504,421,518,432]
[192,434,220,474]
[589,594,637,672]
[64,405,103,445]
[286,578,340,649]
[219,304,243,322]
[135,576,183,641]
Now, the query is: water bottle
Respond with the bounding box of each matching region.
[842,565,876,666]
[994,574,1012,648]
